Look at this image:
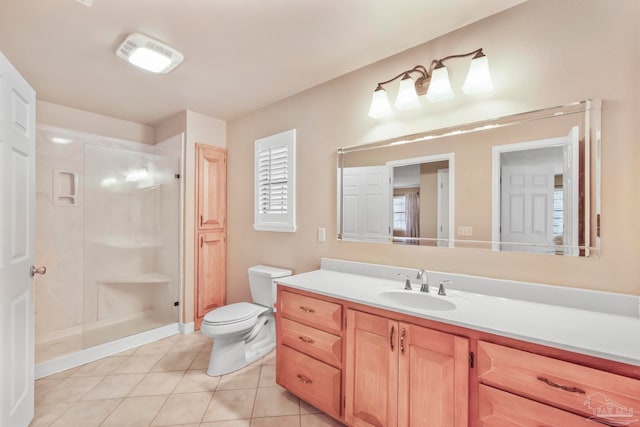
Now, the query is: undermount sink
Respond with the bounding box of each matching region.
[378,290,457,311]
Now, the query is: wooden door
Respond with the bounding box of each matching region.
[0,50,36,427]
[345,310,398,427]
[196,145,226,230]
[397,323,469,427]
[195,231,226,326]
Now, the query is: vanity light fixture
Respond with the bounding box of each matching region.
[116,33,184,74]
[368,48,494,119]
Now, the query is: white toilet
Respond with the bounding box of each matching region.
[201,264,291,376]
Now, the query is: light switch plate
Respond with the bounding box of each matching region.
[317,227,326,242]
[75,0,94,7]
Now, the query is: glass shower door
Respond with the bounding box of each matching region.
[83,142,180,348]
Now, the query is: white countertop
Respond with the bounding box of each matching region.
[277,268,640,367]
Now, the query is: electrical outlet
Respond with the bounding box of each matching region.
[458,226,473,236]
[75,0,94,7]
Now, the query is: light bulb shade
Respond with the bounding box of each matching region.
[368,88,392,119]
[462,55,494,95]
[394,76,421,111]
[426,66,454,103]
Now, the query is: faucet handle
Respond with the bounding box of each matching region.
[438,280,451,296]
[397,273,412,290]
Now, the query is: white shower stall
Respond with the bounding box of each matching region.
[34,126,183,366]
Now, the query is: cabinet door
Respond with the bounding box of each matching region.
[345,310,398,427]
[196,231,226,320]
[196,145,226,230]
[397,323,469,427]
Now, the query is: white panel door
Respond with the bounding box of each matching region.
[341,166,390,241]
[501,164,554,253]
[0,51,36,427]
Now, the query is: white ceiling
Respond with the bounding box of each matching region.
[0,0,523,125]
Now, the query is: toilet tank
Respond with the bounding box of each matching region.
[248,265,292,307]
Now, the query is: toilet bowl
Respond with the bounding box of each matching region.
[201,264,291,376]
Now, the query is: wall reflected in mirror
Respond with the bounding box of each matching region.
[337,100,601,256]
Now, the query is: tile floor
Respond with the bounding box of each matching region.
[31,332,345,427]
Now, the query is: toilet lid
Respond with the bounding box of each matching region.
[203,302,263,325]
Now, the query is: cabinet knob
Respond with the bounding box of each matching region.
[390,326,395,351]
[399,328,406,354]
[298,336,314,345]
[536,376,585,394]
[299,306,315,313]
[296,374,312,384]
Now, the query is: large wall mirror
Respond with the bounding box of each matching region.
[337,100,601,256]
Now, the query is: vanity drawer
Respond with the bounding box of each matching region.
[477,341,640,419]
[280,317,342,367]
[279,290,342,334]
[479,384,595,426]
[277,345,341,419]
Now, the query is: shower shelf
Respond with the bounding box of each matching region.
[98,272,173,284]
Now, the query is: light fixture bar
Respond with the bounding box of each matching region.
[367,48,493,118]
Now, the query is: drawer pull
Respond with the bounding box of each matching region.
[298,336,314,344]
[400,328,406,354]
[536,376,585,394]
[297,374,312,384]
[390,326,395,351]
[299,306,315,313]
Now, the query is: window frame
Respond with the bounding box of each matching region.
[253,129,296,232]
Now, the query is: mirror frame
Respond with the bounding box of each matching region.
[337,99,602,256]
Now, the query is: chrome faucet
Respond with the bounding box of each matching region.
[417,269,429,293]
[438,280,451,296]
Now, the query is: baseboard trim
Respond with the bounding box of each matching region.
[179,321,195,334]
[35,322,180,379]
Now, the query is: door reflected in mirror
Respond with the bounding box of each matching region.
[494,126,580,255]
[337,100,601,256]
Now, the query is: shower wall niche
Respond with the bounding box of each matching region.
[35,126,183,362]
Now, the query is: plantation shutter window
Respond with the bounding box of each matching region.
[254,129,296,232]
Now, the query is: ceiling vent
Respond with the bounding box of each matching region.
[116,33,184,74]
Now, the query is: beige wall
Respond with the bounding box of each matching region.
[154,110,227,325]
[226,0,640,304]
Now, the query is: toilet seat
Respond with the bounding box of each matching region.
[203,302,265,326]
[201,302,269,336]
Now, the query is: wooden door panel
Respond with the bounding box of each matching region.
[398,323,469,427]
[197,145,226,230]
[345,310,398,427]
[196,231,226,318]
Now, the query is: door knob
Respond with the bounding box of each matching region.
[30,265,46,277]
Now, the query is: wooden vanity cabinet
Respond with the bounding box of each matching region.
[345,309,469,427]
[476,341,640,426]
[276,288,344,420]
[194,144,226,330]
[275,285,640,427]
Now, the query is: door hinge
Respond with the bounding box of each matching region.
[343,316,347,330]
[343,396,346,410]
[174,301,180,307]
[174,173,181,179]
[469,351,475,368]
